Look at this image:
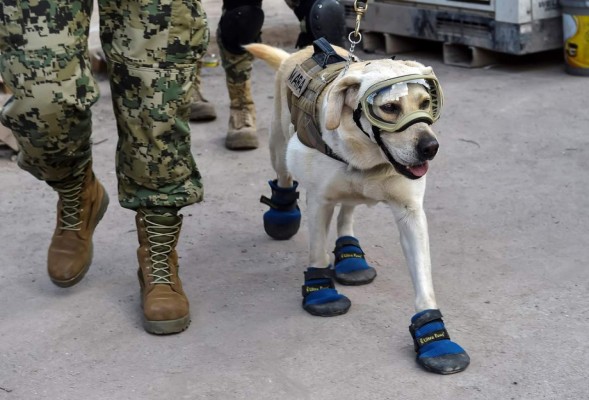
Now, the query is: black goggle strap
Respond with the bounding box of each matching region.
[371,126,398,167]
[353,103,398,167]
[352,104,371,138]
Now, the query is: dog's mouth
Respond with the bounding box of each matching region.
[394,160,429,180]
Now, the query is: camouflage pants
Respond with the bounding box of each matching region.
[0,0,209,210]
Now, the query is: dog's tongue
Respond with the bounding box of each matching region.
[407,162,429,178]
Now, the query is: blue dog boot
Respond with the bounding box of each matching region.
[409,309,470,374]
[333,236,377,285]
[302,267,351,317]
[260,180,301,240]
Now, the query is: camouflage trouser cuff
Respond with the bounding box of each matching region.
[18,142,93,187]
[117,173,204,211]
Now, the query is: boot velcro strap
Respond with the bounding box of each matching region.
[304,268,335,281]
[412,328,451,352]
[334,251,365,264]
[301,268,335,297]
[334,238,362,250]
[260,195,298,211]
[409,310,447,353]
[410,309,444,331]
[301,281,335,298]
[333,239,365,263]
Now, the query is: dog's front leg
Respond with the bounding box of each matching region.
[300,197,352,317]
[390,202,470,374]
[389,203,437,312]
[332,205,377,285]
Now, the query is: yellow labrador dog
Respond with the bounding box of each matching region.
[248,39,469,374]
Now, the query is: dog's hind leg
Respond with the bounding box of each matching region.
[336,204,356,238]
[307,199,335,269]
[332,205,377,285]
[260,177,301,241]
[300,198,351,317]
[390,202,470,375]
[261,122,301,240]
[268,120,294,188]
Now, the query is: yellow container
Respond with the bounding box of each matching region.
[561,0,589,75]
[201,53,219,68]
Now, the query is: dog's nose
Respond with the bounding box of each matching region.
[417,137,439,160]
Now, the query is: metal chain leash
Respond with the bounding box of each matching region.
[343,0,368,75]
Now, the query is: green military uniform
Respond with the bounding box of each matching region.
[0,0,209,209]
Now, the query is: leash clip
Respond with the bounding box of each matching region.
[343,0,368,76]
[352,0,368,41]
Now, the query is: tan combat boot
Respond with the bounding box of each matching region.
[136,209,190,334]
[189,63,216,122]
[225,80,258,150]
[48,165,109,287]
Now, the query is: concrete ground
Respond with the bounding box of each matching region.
[1,1,588,399]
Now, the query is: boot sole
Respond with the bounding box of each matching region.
[143,314,191,335]
[138,273,191,335]
[50,190,110,288]
[225,133,259,150]
[189,113,217,122]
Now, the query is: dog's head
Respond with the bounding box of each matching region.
[324,59,442,179]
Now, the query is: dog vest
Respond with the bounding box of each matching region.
[286,38,356,163]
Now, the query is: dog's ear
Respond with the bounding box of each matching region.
[325,74,362,131]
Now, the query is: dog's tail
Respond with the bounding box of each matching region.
[244,44,290,71]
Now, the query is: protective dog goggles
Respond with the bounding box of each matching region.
[359,74,443,133]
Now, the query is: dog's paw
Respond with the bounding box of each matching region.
[302,267,351,317]
[409,309,470,375]
[333,236,377,285]
[260,180,301,240]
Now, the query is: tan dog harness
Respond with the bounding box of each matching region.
[286,40,355,163]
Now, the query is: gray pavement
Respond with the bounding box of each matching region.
[1,1,588,399]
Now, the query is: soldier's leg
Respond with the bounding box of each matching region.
[284,0,346,48]
[0,0,109,287]
[189,61,217,122]
[217,0,264,150]
[99,0,209,334]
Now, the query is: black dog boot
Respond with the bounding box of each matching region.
[409,309,470,374]
[333,236,377,285]
[260,180,301,240]
[301,267,351,317]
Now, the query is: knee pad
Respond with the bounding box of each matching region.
[293,0,346,48]
[219,0,264,55]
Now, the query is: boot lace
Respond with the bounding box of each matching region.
[144,214,181,285]
[230,107,254,130]
[55,181,84,231]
